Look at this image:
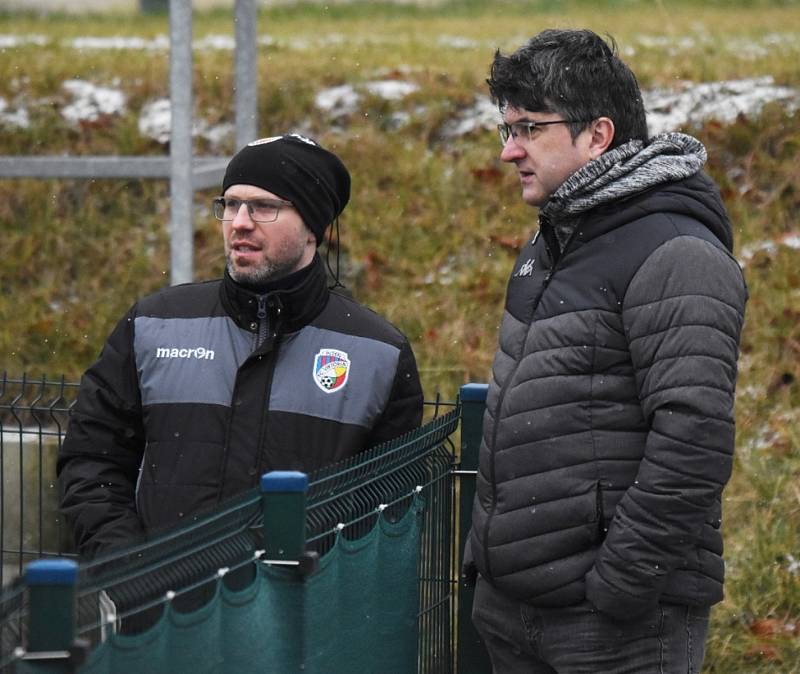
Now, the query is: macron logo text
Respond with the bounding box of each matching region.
[156,347,215,360]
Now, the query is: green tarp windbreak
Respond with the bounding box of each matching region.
[79,497,423,674]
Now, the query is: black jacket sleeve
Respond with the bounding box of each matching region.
[57,307,147,559]
[365,339,424,448]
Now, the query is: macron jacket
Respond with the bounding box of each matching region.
[469,168,747,620]
[58,256,423,558]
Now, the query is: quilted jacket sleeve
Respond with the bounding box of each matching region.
[585,234,747,619]
[57,308,147,559]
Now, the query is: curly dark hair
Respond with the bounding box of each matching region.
[487,29,648,149]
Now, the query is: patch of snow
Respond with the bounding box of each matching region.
[364,80,418,100]
[198,121,234,148]
[0,97,30,129]
[138,98,172,144]
[316,34,349,48]
[194,34,235,51]
[286,37,312,50]
[436,35,480,49]
[725,32,800,61]
[0,34,48,48]
[726,38,770,61]
[9,76,31,90]
[787,554,800,576]
[385,111,411,129]
[315,84,361,117]
[282,33,413,51]
[643,77,800,136]
[138,98,234,147]
[783,235,800,250]
[738,384,765,400]
[315,80,418,118]
[636,34,701,54]
[739,240,778,263]
[627,31,800,61]
[61,79,126,125]
[439,96,500,138]
[68,35,170,51]
[743,425,781,455]
[737,231,800,267]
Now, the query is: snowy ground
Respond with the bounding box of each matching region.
[0,30,798,150]
[6,0,451,9]
[1,58,797,149]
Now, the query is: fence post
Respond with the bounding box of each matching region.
[234,0,259,149]
[168,0,194,285]
[456,384,491,674]
[19,559,84,673]
[260,471,309,563]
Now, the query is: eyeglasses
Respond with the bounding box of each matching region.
[497,119,590,146]
[212,197,293,223]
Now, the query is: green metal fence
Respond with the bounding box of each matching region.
[0,373,490,673]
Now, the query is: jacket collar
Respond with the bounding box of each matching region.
[219,254,329,334]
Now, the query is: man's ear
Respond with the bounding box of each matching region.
[588,117,615,159]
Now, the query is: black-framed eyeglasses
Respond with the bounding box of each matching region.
[212,197,293,223]
[498,119,590,146]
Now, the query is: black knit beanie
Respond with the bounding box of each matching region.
[221,134,351,245]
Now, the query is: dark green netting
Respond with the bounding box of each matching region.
[79,497,423,674]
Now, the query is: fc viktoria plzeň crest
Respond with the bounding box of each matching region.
[313,349,350,393]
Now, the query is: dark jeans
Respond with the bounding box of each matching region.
[472,576,709,674]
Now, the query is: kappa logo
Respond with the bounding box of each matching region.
[313,349,350,393]
[515,258,535,277]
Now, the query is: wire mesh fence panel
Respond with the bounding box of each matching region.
[0,373,79,585]
[0,373,461,673]
[0,373,80,671]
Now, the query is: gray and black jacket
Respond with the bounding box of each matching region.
[58,255,423,558]
[468,133,747,620]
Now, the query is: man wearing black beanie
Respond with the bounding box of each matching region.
[59,134,424,564]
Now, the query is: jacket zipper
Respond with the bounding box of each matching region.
[219,294,273,503]
[255,294,268,349]
[252,297,283,480]
[480,214,558,579]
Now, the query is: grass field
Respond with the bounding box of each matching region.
[1,0,799,670]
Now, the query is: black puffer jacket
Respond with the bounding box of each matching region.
[58,256,423,558]
[469,134,747,620]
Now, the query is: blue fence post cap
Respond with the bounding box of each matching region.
[261,471,309,493]
[460,383,488,402]
[25,559,78,586]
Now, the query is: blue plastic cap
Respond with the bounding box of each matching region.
[261,471,309,493]
[460,383,488,403]
[25,559,78,586]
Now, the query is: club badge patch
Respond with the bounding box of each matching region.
[313,349,350,393]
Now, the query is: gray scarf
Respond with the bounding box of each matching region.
[541,133,707,249]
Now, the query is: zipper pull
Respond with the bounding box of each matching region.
[256,295,268,347]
